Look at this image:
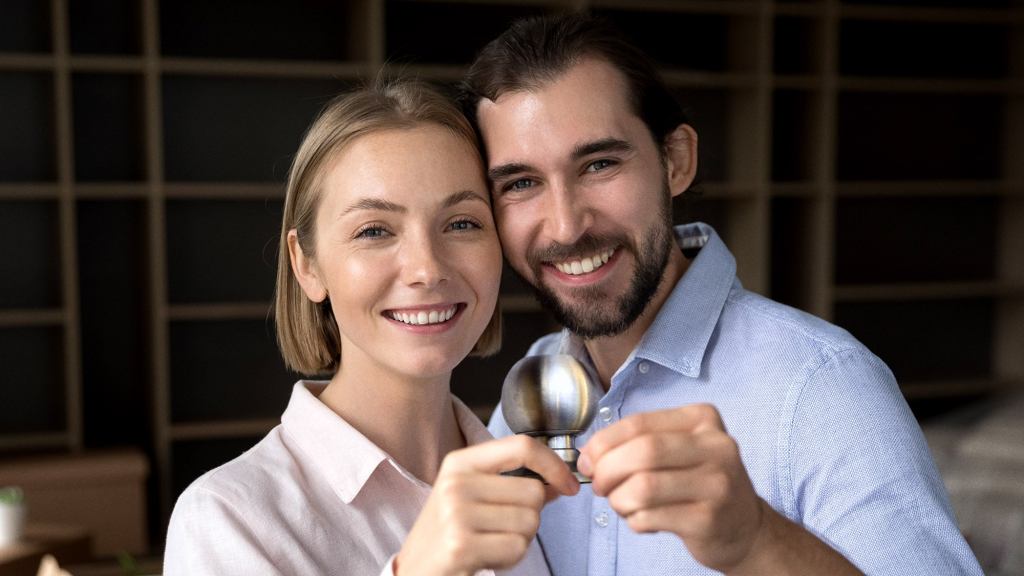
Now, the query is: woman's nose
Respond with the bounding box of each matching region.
[401,236,449,289]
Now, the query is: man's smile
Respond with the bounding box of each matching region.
[551,248,616,276]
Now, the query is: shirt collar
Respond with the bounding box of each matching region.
[281,381,494,504]
[555,222,736,379]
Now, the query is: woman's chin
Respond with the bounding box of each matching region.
[391,353,467,383]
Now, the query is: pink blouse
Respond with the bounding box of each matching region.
[164,381,551,576]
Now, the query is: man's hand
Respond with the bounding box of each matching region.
[578,404,763,572]
[578,404,862,575]
[395,435,579,576]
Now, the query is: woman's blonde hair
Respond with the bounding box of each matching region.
[274,79,502,376]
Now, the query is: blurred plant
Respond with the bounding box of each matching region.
[0,486,23,506]
[117,551,141,576]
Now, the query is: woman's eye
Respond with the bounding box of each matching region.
[586,159,615,172]
[448,219,481,232]
[355,225,389,239]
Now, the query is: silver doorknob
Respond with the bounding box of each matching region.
[501,354,603,482]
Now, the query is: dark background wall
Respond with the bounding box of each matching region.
[0,0,1021,562]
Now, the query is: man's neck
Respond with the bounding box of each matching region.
[585,246,689,390]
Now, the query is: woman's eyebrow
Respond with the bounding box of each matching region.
[340,190,485,218]
[442,189,489,208]
[342,197,406,216]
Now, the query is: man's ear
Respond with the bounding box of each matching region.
[663,123,699,199]
[288,230,327,303]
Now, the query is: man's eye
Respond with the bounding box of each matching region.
[585,159,615,172]
[506,179,535,192]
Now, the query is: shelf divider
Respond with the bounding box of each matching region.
[0,308,65,327]
[52,0,82,453]
[170,419,279,441]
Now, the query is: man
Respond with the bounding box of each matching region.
[460,13,982,576]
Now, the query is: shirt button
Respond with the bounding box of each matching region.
[594,511,609,527]
[599,406,613,422]
[638,362,650,374]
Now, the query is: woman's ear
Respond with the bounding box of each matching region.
[663,123,699,199]
[287,229,327,303]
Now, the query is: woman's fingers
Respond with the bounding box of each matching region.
[461,502,542,536]
[433,472,546,511]
[396,436,575,575]
[442,434,580,496]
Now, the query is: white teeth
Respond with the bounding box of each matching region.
[554,249,615,276]
[389,306,458,326]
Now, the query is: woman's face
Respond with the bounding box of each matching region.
[292,124,502,381]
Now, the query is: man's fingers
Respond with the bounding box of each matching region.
[580,404,725,469]
[605,468,728,517]
[588,430,729,496]
[622,502,707,536]
[443,435,580,496]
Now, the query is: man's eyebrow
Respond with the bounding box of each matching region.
[486,139,633,183]
[341,197,406,216]
[488,162,534,183]
[442,189,489,208]
[572,138,634,161]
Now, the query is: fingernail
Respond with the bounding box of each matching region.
[577,452,592,476]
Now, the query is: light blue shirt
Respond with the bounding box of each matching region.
[489,223,982,576]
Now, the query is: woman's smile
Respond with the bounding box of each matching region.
[384,303,466,330]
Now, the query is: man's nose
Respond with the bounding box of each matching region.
[545,182,592,246]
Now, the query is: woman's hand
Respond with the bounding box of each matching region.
[394,435,579,576]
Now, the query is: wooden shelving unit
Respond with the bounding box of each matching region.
[1,0,1021,550]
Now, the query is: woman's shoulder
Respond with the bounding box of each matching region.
[173,425,295,515]
[164,428,297,574]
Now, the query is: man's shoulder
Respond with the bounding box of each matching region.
[722,287,864,356]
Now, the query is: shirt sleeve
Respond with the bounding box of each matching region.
[163,482,283,576]
[787,347,983,576]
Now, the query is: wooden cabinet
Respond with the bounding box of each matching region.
[1,0,1021,547]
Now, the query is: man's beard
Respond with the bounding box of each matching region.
[520,189,675,339]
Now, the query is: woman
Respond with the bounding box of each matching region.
[164,80,579,575]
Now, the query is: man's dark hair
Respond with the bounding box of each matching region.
[460,12,689,150]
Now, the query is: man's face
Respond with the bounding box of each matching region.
[477,58,690,338]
